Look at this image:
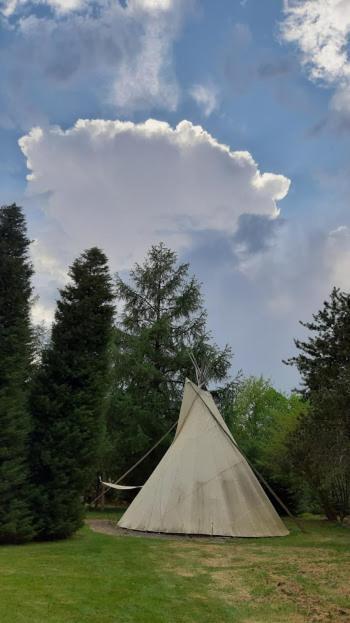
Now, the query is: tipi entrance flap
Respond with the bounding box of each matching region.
[118,380,289,537]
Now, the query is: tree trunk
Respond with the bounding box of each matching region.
[94,480,105,510]
[319,493,338,521]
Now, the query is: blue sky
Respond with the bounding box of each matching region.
[1,0,350,390]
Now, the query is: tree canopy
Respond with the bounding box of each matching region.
[219,375,305,511]
[30,247,115,538]
[2,203,349,540]
[286,288,350,519]
[105,243,232,485]
[0,204,35,542]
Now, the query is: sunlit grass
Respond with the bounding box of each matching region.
[0,511,349,623]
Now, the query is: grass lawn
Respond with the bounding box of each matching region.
[0,511,349,623]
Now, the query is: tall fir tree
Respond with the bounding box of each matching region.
[286,287,350,519]
[31,247,114,539]
[0,203,34,542]
[106,242,231,485]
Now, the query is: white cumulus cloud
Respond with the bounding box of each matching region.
[19,118,290,320]
[281,0,350,118]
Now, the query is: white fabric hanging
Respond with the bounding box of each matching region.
[101,481,143,491]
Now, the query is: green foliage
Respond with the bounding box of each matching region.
[106,242,231,485]
[30,248,115,539]
[286,414,349,520]
[0,203,35,543]
[287,287,350,519]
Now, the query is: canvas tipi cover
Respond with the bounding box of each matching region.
[118,379,288,537]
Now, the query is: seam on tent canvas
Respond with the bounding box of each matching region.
[190,384,305,533]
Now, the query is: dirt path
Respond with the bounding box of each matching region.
[86,519,127,537]
[86,519,229,541]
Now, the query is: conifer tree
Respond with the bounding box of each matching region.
[31,248,114,539]
[107,242,231,483]
[0,203,34,542]
[287,288,350,519]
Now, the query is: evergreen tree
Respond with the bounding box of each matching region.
[286,288,350,519]
[106,242,231,485]
[0,203,34,542]
[31,248,114,539]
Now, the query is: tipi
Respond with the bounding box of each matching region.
[117,379,289,537]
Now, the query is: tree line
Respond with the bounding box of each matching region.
[0,203,349,543]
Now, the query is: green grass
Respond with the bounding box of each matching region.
[0,511,349,623]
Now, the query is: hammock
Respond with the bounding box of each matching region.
[100,480,143,491]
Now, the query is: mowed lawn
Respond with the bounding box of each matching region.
[0,511,349,623]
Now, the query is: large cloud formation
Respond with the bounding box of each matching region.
[19,117,350,387]
[0,0,190,126]
[281,0,350,122]
[19,118,290,319]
